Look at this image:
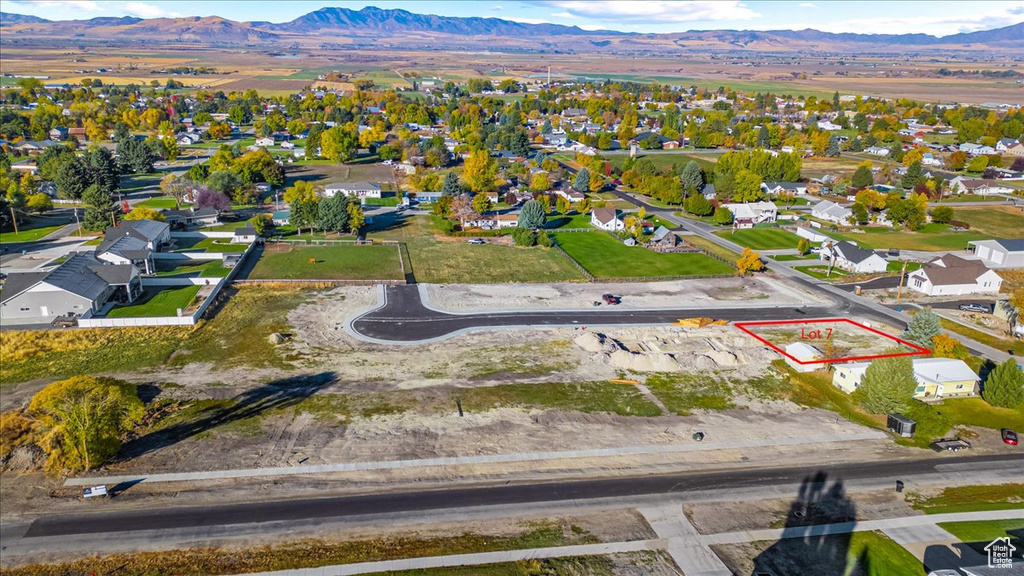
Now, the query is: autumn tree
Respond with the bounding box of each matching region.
[462,150,497,193]
[123,207,165,222]
[736,247,765,275]
[931,333,970,361]
[472,192,492,214]
[713,206,734,226]
[797,238,811,255]
[28,376,145,473]
[284,180,318,204]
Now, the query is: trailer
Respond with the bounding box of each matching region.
[887,413,916,438]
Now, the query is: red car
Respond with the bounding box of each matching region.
[1002,429,1019,446]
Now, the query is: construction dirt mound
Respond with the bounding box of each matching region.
[574,332,619,354]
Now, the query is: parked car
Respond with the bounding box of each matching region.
[958,303,990,313]
[1002,428,1019,446]
[602,293,621,305]
[467,238,485,245]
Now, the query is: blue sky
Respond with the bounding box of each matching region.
[4,1,1022,36]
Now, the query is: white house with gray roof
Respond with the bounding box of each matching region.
[0,252,141,325]
[322,181,382,200]
[968,239,1024,269]
[820,241,888,274]
[94,219,170,274]
[811,200,853,225]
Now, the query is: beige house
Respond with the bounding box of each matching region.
[830,357,979,400]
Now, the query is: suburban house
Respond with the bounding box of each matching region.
[864,146,890,157]
[647,226,683,252]
[162,207,219,228]
[323,181,383,200]
[820,241,888,274]
[969,239,1024,268]
[0,252,142,325]
[271,210,290,225]
[1006,142,1024,157]
[254,137,275,147]
[959,143,996,156]
[48,126,68,140]
[906,254,1003,296]
[811,200,853,224]
[95,219,171,274]
[831,358,979,400]
[947,176,1014,196]
[761,181,808,196]
[232,226,258,244]
[721,201,778,228]
[783,342,822,373]
[591,208,624,231]
[997,138,1021,152]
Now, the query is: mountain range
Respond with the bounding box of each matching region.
[1,6,1021,51]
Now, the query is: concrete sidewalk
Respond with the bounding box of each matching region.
[64,430,885,486]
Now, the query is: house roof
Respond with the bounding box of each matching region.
[812,200,852,220]
[234,226,257,236]
[0,271,51,304]
[914,257,991,286]
[592,208,618,224]
[832,241,878,264]
[1,252,135,305]
[324,181,381,191]
[785,342,822,361]
[651,226,672,242]
[912,358,978,384]
[993,239,1024,252]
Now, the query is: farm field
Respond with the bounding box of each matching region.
[553,231,734,278]
[248,244,404,280]
[107,285,201,318]
[953,206,1024,238]
[830,224,990,252]
[715,228,802,250]
[369,215,584,283]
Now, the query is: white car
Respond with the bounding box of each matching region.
[467,238,485,245]
[382,159,393,165]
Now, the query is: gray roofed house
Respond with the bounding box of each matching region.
[95,219,170,274]
[232,225,258,244]
[969,238,1024,268]
[906,254,1003,296]
[0,252,141,326]
[821,241,888,274]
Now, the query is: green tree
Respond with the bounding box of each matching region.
[851,164,874,188]
[931,206,954,224]
[684,193,713,216]
[555,195,570,215]
[53,158,88,199]
[797,238,810,255]
[851,203,869,225]
[574,168,590,192]
[208,171,242,197]
[732,169,764,202]
[116,136,154,174]
[320,125,357,163]
[856,357,917,414]
[966,155,988,173]
[26,192,53,213]
[316,195,349,234]
[83,146,120,196]
[290,197,319,235]
[900,161,923,190]
[903,308,942,348]
[123,207,165,222]
[28,376,145,473]
[441,171,462,197]
[713,206,734,226]
[472,192,492,214]
[187,163,210,183]
[518,199,546,229]
[81,184,116,231]
[346,200,365,233]
[983,359,1024,409]
[511,226,536,247]
[250,213,272,236]
[679,160,705,195]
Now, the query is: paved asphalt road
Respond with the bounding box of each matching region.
[350,284,842,342]
[22,453,1024,538]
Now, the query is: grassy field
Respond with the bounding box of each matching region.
[154,260,231,278]
[645,373,735,415]
[846,531,927,576]
[460,381,663,417]
[545,213,595,229]
[715,228,802,250]
[134,196,183,210]
[772,254,818,262]
[0,223,64,243]
[553,232,734,278]
[830,223,990,251]
[937,519,1024,544]
[909,484,1024,515]
[370,216,585,283]
[248,244,404,280]
[954,206,1024,238]
[107,285,202,318]
[605,152,719,174]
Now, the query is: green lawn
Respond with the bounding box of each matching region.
[364,195,401,207]
[205,220,256,231]
[772,254,818,262]
[939,319,1024,356]
[606,152,719,174]
[545,213,595,229]
[172,237,249,253]
[910,484,1024,515]
[553,232,734,278]
[937,519,1024,544]
[134,197,183,210]
[370,216,585,283]
[954,206,1024,238]
[715,228,802,250]
[793,264,849,280]
[154,259,231,278]
[0,223,64,243]
[107,285,202,318]
[830,223,990,251]
[886,260,924,273]
[460,381,663,417]
[249,244,404,280]
[847,531,926,576]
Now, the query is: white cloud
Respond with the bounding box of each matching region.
[123,2,181,18]
[536,1,760,23]
[811,2,1024,35]
[503,15,555,24]
[490,5,504,10]
[799,3,817,8]
[551,11,573,18]
[12,0,103,12]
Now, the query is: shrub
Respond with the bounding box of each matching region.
[511,227,536,247]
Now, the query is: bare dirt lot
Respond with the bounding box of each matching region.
[423,276,826,312]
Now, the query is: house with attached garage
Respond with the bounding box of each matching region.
[947,176,1014,196]
[811,200,853,225]
[761,181,808,196]
[968,238,1024,269]
[590,208,624,231]
[95,219,171,274]
[820,241,888,274]
[322,181,382,200]
[831,358,979,400]
[720,201,778,228]
[905,254,1003,296]
[0,252,142,326]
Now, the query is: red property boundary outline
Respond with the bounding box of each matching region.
[734,318,931,366]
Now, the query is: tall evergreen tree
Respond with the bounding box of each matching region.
[679,161,705,195]
[574,168,591,192]
[81,184,116,231]
[441,171,462,197]
[857,356,917,414]
[900,161,923,190]
[983,359,1024,409]
[903,308,942,347]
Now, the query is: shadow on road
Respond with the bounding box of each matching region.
[117,372,336,460]
[750,471,871,576]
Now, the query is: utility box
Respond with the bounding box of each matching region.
[887,413,916,438]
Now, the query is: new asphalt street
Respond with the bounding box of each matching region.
[20,453,1024,538]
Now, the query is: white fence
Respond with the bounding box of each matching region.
[153,252,235,261]
[142,277,219,287]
